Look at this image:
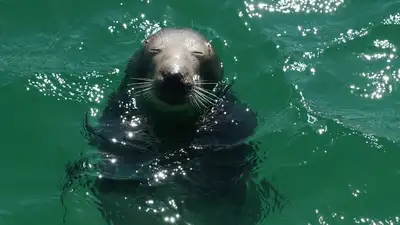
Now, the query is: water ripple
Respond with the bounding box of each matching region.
[22,10,168,104]
[277,9,400,140]
[383,13,400,25]
[26,70,115,104]
[354,216,400,225]
[289,23,399,102]
[244,0,345,15]
[350,39,398,100]
[107,13,165,43]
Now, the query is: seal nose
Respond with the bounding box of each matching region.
[156,69,192,105]
[162,71,184,86]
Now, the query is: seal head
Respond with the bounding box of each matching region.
[129,28,223,112]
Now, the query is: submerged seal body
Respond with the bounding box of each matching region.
[74,28,276,225]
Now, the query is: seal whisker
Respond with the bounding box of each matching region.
[196,93,215,107]
[195,97,204,109]
[197,94,219,106]
[191,94,202,110]
[131,85,153,94]
[130,84,153,90]
[195,81,219,85]
[129,81,152,85]
[193,89,212,108]
[193,86,220,104]
[196,87,221,100]
[193,86,221,100]
[134,89,152,98]
[196,83,219,85]
[197,91,218,104]
[128,80,152,86]
[130,78,154,82]
[189,95,198,109]
[188,96,197,110]
[192,90,205,108]
[196,96,207,109]
[201,92,220,107]
[130,86,152,91]
[195,79,219,84]
[133,86,153,96]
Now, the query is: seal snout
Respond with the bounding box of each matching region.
[162,71,184,85]
[160,68,193,89]
[154,68,193,105]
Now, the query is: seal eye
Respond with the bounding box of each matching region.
[192,51,204,56]
[150,48,162,54]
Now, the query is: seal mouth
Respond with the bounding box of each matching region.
[154,73,193,105]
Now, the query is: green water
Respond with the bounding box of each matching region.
[1,0,400,224]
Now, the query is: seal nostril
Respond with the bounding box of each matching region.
[160,71,191,97]
[162,72,184,84]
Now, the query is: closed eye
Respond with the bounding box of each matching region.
[192,51,204,56]
[150,48,162,54]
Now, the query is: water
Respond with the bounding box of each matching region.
[1,0,400,224]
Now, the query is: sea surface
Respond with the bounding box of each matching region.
[1,0,400,224]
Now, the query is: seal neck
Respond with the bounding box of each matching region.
[137,95,203,145]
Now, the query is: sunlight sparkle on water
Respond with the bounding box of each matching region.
[332,28,369,44]
[314,208,346,224]
[107,12,163,38]
[298,25,319,37]
[317,125,327,135]
[383,13,400,25]
[354,216,400,225]
[350,39,399,100]
[313,200,400,224]
[243,0,344,16]
[89,107,99,117]
[27,71,111,103]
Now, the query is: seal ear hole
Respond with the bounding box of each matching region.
[207,43,214,54]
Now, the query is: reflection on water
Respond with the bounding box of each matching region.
[350,39,398,100]
[107,13,164,43]
[243,0,344,14]
[27,71,112,103]
[277,9,400,142]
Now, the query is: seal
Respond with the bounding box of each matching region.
[99,28,226,148]
[63,28,284,225]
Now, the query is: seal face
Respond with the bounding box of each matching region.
[129,28,223,112]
